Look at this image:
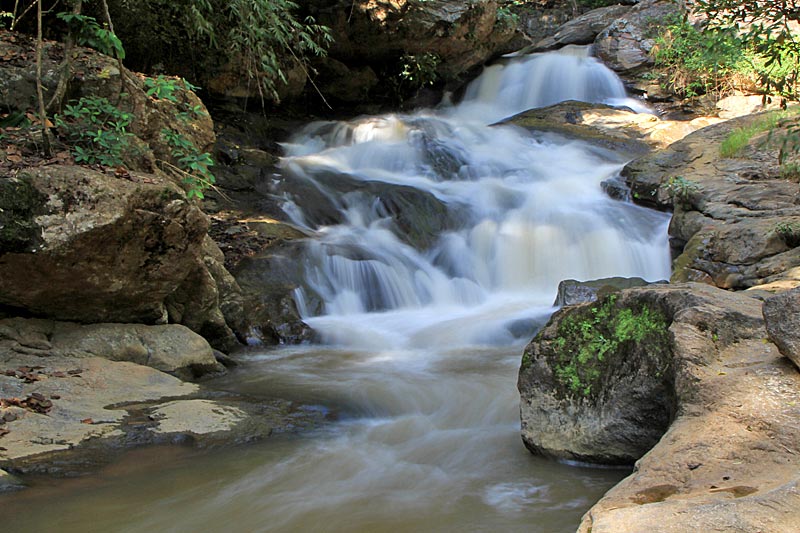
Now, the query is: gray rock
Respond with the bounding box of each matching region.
[534,5,632,50]
[518,283,800,532]
[0,468,24,492]
[0,318,223,380]
[763,287,800,369]
[554,276,657,307]
[594,0,680,73]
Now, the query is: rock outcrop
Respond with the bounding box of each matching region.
[594,0,679,73]
[0,318,326,479]
[0,32,246,350]
[623,112,800,291]
[533,4,632,51]
[518,283,800,532]
[0,165,207,324]
[763,286,800,370]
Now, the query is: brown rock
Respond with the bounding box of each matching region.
[0,165,208,324]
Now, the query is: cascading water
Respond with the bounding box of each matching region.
[4,48,672,533]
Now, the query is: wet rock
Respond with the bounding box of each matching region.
[763,286,800,370]
[0,468,23,492]
[623,113,800,290]
[505,101,720,158]
[232,241,316,345]
[520,283,800,532]
[166,236,246,352]
[553,276,657,307]
[0,336,326,477]
[594,0,680,73]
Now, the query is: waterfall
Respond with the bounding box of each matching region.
[280,46,671,350]
[3,47,674,533]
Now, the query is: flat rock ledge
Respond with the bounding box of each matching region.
[519,283,800,532]
[0,320,325,484]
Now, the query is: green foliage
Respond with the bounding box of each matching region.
[651,14,753,98]
[57,12,126,59]
[160,128,215,199]
[54,96,133,167]
[551,295,669,397]
[495,5,519,28]
[720,108,800,157]
[664,176,701,205]
[775,221,800,248]
[696,0,800,98]
[187,0,332,102]
[399,52,440,89]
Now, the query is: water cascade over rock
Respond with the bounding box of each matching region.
[280,46,668,348]
[4,47,674,532]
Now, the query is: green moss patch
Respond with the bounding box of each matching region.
[0,177,46,253]
[549,295,669,397]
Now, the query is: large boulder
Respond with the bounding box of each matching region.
[594,0,681,73]
[622,113,800,291]
[763,286,800,370]
[519,283,800,531]
[533,4,632,51]
[0,165,208,324]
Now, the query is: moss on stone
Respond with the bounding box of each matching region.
[0,177,46,253]
[547,294,670,398]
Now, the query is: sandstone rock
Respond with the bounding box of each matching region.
[534,5,632,51]
[0,318,222,379]
[594,0,680,73]
[763,286,800,369]
[623,113,800,290]
[0,165,207,324]
[518,283,800,531]
[148,399,247,436]
[0,333,326,477]
[505,101,722,157]
[0,354,199,471]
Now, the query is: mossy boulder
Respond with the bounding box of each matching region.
[519,288,675,464]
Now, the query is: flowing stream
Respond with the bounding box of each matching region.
[5,47,671,532]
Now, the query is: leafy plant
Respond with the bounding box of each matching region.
[188,0,332,102]
[57,12,126,59]
[160,128,215,199]
[775,221,800,248]
[399,52,440,90]
[54,96,133,167]
[696,0,800,99]
[651,14,753,98]
[664,176,702,206]
[549,295,669,396]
